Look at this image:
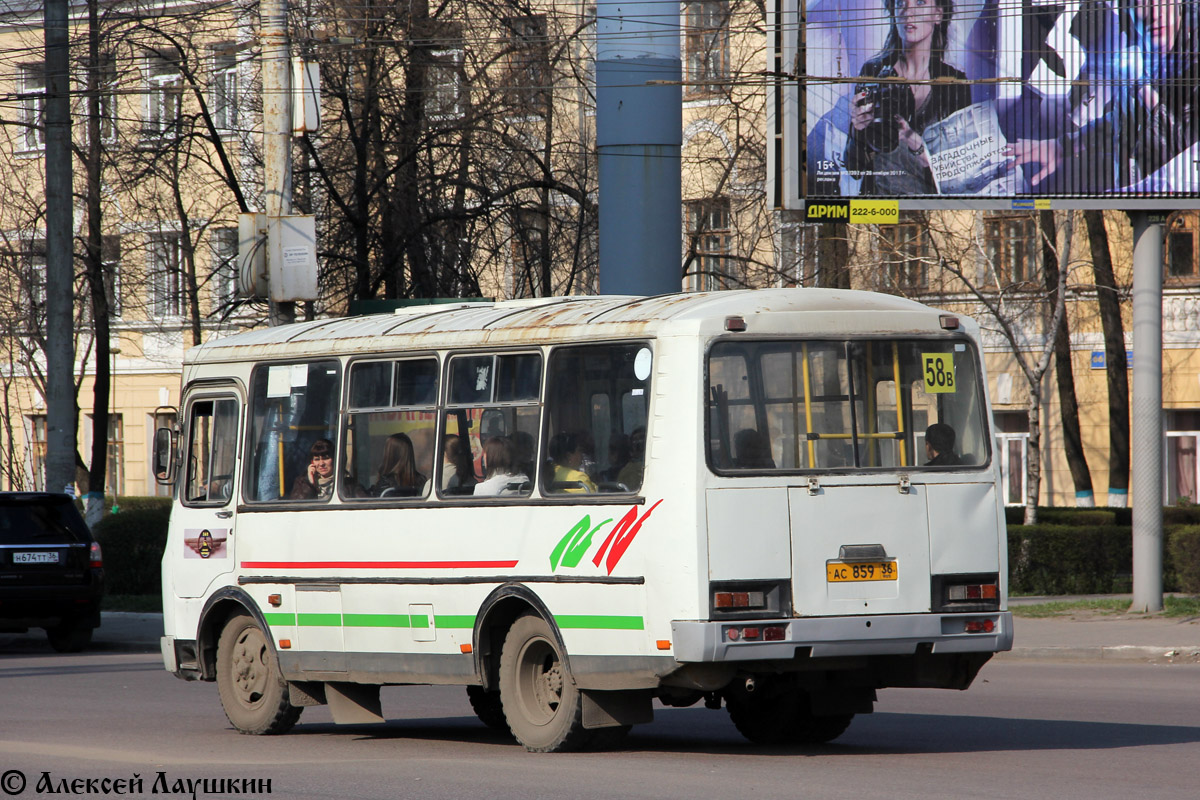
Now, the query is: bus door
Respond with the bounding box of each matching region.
[172,392,242,598]
[788,483,930,617]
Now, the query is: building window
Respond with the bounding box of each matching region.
[882,215,928,291]
[211,226,238,311]
[504,15,549,115]
[428,47,465,119]
[27,415,47,491]
[1166,410,1200,504]
[684,0,729,97]
[994,411,1028,506]
[1166,213,1197,281]
[146,51,182,137]
[87,413,124,495]
[149,232,187,318]
[211,45,239,133]
[686,198,732,292]
[984,214,1037,287]
[20,63,45,151]
[20,238,47,326]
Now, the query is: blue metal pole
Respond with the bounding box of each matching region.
[596,1,682,296]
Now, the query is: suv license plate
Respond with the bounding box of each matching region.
[12,551,60,564]
[826,561,897,582]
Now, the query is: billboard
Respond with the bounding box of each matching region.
[770,0,1200,208]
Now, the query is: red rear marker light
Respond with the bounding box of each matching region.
[964,619,995,634]
[714,591,766,609]
[763,626,786,641]
[725,315,747,332]
[89,542,103,569]
[726,628,740,641]
[939,315,960,330]
[741,627,760,640]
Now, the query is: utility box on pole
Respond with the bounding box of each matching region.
[267,215,318,302]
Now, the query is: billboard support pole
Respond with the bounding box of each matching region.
[1130,211,1164,613]
[596,1,681,296]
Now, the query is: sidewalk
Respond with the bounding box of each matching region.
[1004,596,1200,663]
[4,606,1200,663]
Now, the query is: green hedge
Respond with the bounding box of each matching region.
[1007,525,1133,595]
[1168,527,1200,594]
[91,497,171,596]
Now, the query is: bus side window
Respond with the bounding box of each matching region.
[543,343,651,495]
[440,353,540,498]
[343,357,439,501]
[246,361,341,502]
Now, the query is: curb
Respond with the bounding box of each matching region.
[1000,646,1200,663]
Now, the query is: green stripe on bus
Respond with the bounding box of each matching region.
[264,612,644,631]
[554,615,645,630]
[343,613,410,628]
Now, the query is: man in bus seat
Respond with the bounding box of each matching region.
[924,423,961,466]
[733,428,775,469]
[548,432,598,493]
[617,426,647,488]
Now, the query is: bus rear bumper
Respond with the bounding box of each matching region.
[671,611,1013,663]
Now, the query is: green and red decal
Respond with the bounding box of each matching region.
[549,500,663,574]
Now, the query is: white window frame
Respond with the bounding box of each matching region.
[996,432,1028,506]
[211,45,239,133]
[20,63,45,151]
[146,53,183,138]
[149,231,187,319]
[210,226,238,311]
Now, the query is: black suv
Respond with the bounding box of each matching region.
[0,493,104,652]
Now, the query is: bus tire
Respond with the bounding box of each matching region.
[499,612,590,752]
[726,677,852,746]
[466,685,510,733]
[216,613,302,735]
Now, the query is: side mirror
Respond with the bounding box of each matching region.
[154,426,177,485]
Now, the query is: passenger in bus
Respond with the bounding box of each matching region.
[604,434,632,482]
[548,432,598,493]
[513,431,537,483]
[924,423,961,466]
[369,433,428,497]
[473,437,529,496]
[733,428,776,469]
[441,434,476,491]
[617,427,646,488]
[290,438,337,500]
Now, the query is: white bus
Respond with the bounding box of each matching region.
[157,289,1011,752]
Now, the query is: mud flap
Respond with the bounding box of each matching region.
[581,689,654,729]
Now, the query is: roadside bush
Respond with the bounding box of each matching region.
[1007,525,1132,595]
[91,498,171,596]
[1004,507,1118,526]
[1168,526,1200,594]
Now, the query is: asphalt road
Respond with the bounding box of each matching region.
[0,638,1197,800]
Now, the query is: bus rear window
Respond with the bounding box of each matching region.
[707,339,989,472]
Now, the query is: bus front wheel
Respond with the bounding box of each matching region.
[499,612,590,752]
[216,613,302,735]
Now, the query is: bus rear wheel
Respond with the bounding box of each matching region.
[725,677,854,745]
[216,613,302,735]
[466,685,510,733]
[499,612,590,752]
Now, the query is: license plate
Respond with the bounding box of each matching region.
[826,561,897,582]
[12,551,60,565]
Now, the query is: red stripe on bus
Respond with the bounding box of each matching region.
[240,560,519,570]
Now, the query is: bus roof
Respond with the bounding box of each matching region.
[186,289,960,365]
